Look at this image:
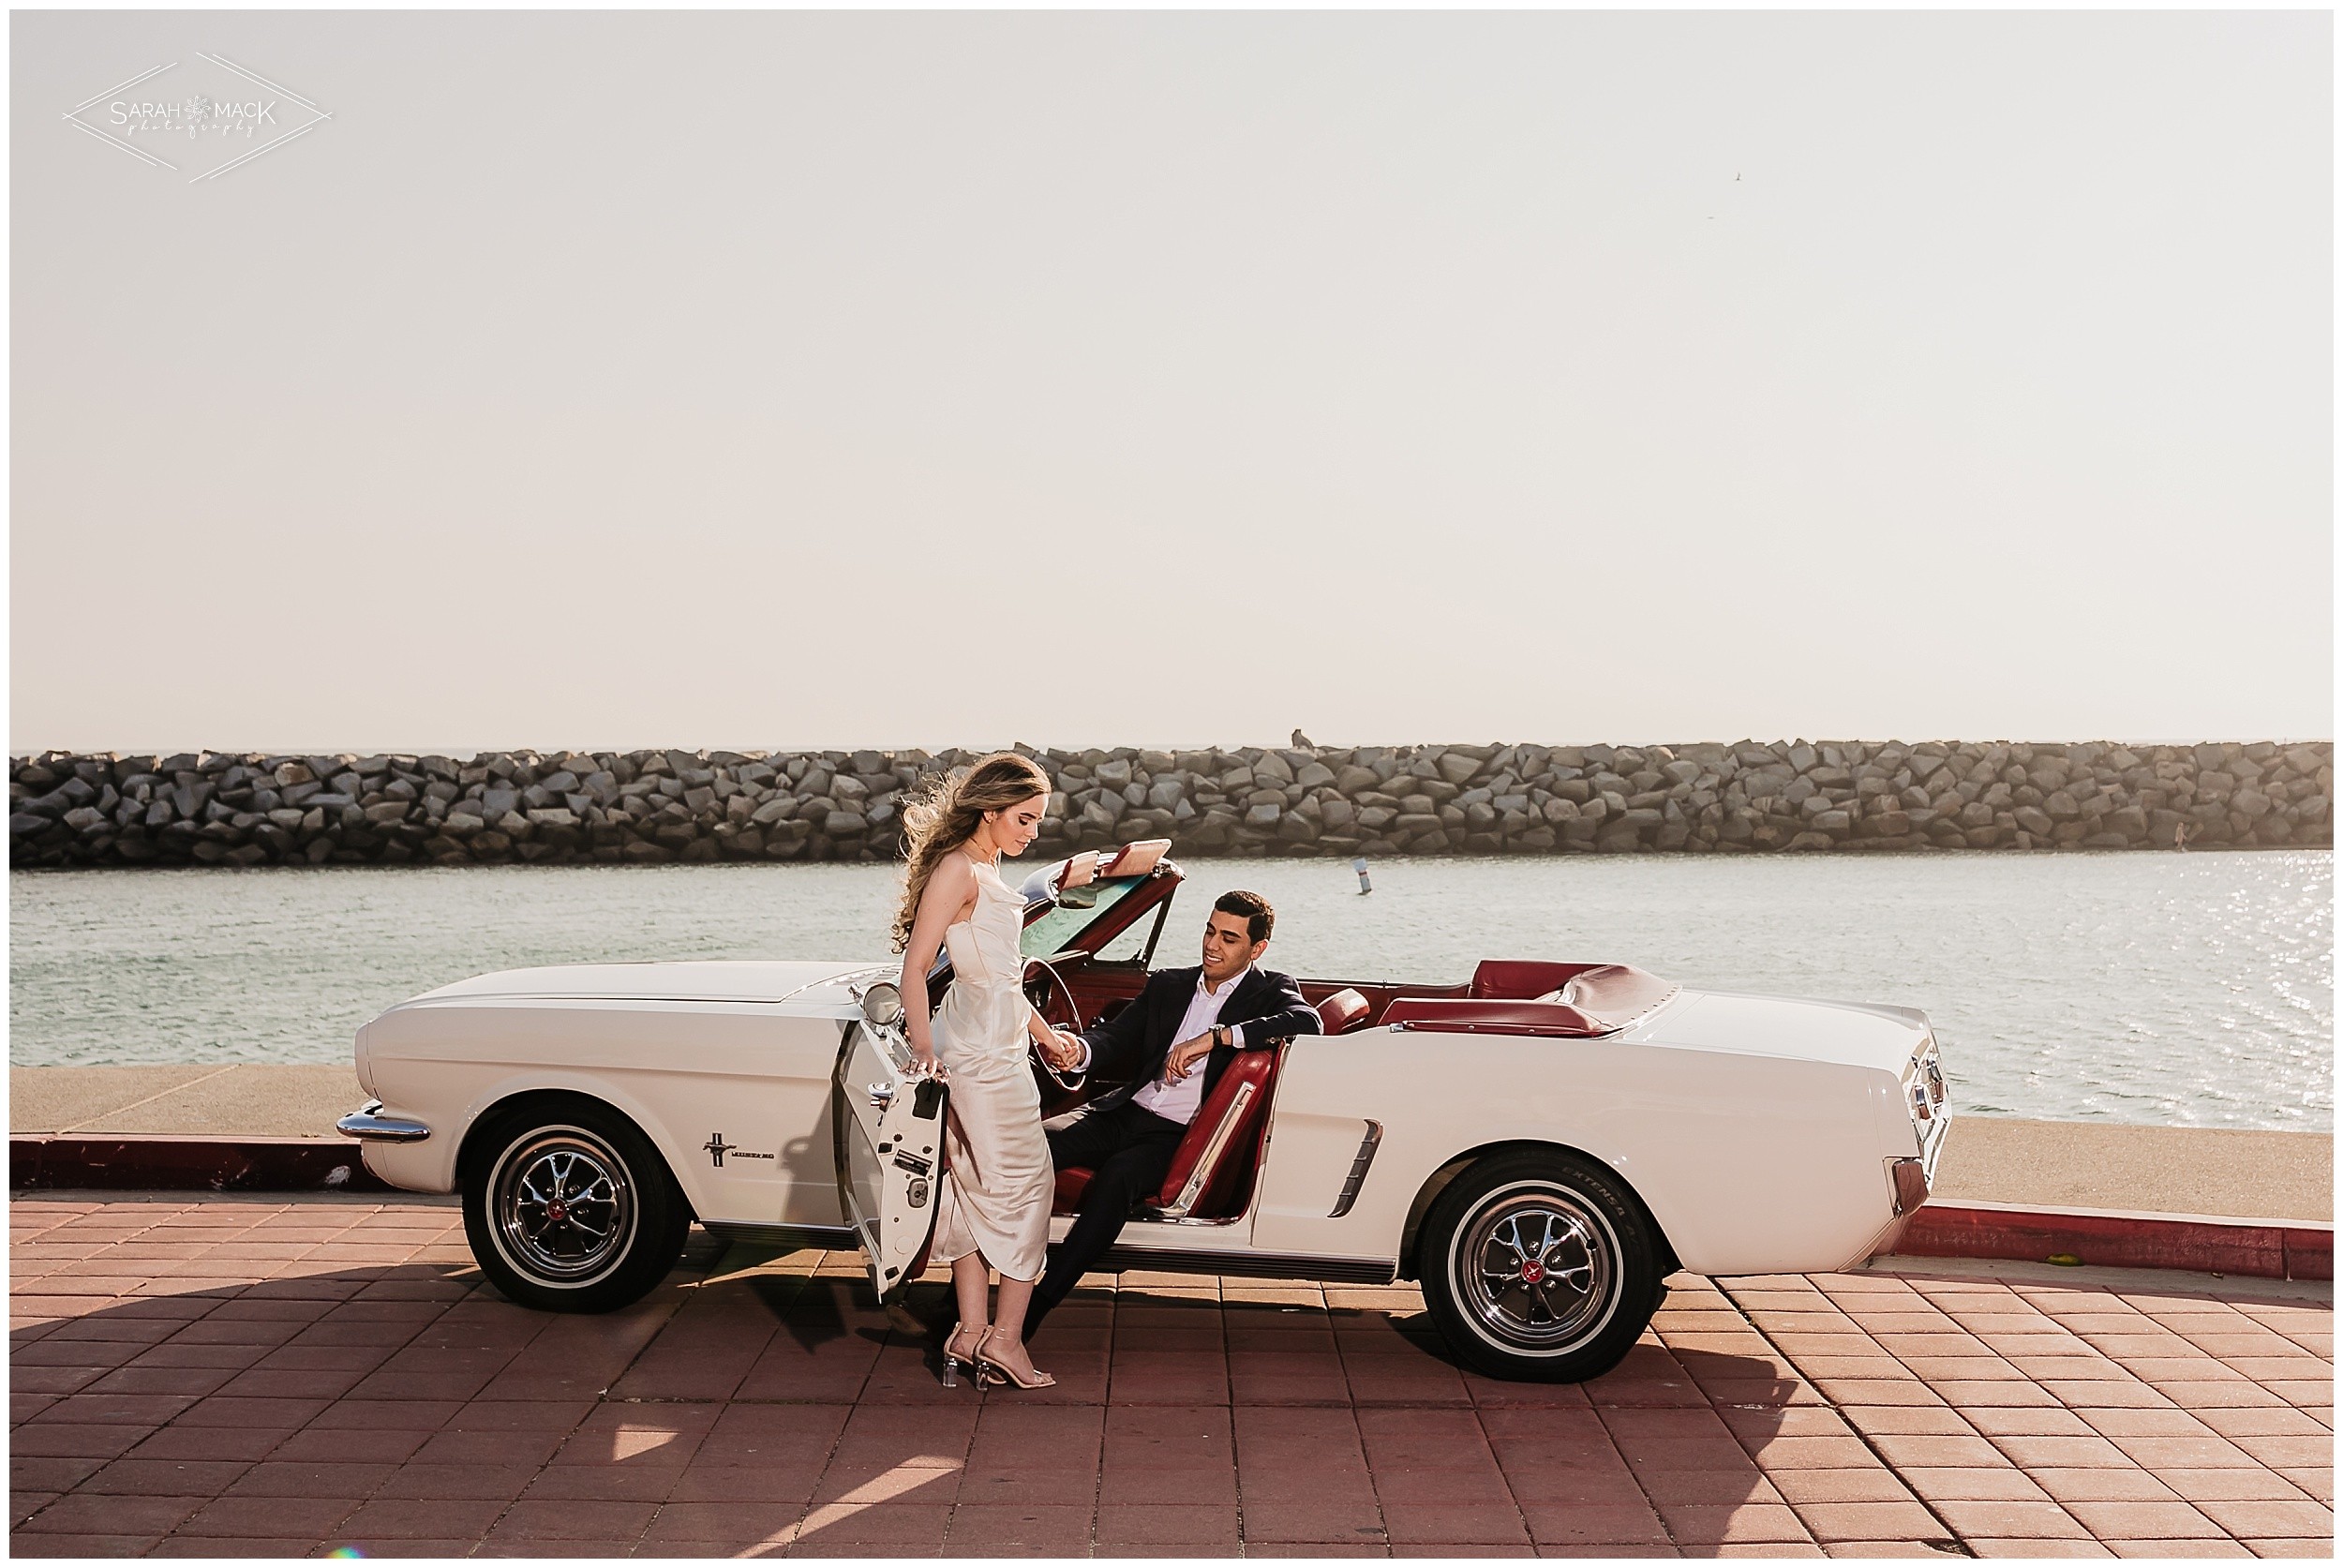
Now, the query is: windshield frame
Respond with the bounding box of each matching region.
[924,852,1186,986]
[1018,874,1156,959]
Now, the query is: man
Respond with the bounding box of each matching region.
[1023,889,1319,1338]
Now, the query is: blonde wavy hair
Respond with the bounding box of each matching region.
[889,751,1054,952]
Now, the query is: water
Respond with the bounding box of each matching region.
[9,852,2331,1130]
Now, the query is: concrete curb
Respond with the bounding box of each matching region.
[1894,1198,2333,1282]
[8,1134,395,1195]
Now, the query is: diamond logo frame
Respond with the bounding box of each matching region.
[63,52,334,183]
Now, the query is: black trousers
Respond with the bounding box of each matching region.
[1025,1099,1187,1337]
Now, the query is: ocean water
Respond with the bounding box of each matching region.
[8,851,2331,1130]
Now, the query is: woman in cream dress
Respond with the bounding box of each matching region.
[893,753,1085,1390]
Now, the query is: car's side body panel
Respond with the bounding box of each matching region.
[1257,1023,1902,1277]
[358,992,848,1229]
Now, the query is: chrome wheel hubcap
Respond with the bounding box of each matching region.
[1456,1186,1616,1353]
[491,1129,635,1284]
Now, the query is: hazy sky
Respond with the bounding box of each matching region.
[10,9,2332,756]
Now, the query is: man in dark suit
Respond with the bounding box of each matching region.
[1022,889,1319,1339]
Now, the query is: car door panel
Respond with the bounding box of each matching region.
[831,1020,947,1300]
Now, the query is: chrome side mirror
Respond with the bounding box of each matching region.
[858,981,904,1030]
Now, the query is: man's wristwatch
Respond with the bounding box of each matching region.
[1211,1023,1229,1050]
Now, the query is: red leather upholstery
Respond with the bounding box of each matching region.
[1469,959,1587,999]
[1315,988,1372,1035]
[1380,995,1604,1038]
[1149,1049,1276,1216]
[1050,1047,1285,1222]
[1452,961,1679,1033]
[1050,996,1366,1224]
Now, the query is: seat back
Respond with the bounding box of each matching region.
[1469,959,1588,999]
[1150,1048,1277,1218]
[1314,987,1372,1035]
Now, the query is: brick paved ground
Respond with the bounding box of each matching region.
[9,1191,2332,1558]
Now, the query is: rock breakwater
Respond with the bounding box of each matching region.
[9,739,2331,869]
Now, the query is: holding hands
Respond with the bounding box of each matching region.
[1040,1029,1085,1074]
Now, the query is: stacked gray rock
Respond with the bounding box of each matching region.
[8,739,2331,869]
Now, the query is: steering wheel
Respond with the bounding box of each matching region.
[1023,955,1084,1034]
[1023,956,1087,1090]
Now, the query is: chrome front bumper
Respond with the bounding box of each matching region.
[337,1102,431,1142]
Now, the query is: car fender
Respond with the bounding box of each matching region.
[356,1004,850,1229]
[1255,1028,1896,1278]
[361,1062,710,1208]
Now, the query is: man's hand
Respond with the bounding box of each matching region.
[1163,1032,1214,1083]
[1042,1030,1084,1073]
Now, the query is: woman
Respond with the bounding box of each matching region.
[893,752,1082,1391]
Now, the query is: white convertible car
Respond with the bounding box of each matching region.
[341,842,1948,1382]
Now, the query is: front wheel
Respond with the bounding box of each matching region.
[461,1097,690,1313]
[1419,1150,1664,1383]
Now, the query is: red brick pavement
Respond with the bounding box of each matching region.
[8,1192,2332,1558]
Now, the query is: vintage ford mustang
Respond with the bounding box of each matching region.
[341,842,1949,1381]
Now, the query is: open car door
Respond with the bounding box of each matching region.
[831,1000,947,1303]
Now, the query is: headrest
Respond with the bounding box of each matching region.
[1314,988,1372,1035]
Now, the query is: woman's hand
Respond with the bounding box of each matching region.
[1041,1029,1085,1073]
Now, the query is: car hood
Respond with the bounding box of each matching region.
[1641,987,1930,1075]
[392,959,893,1011]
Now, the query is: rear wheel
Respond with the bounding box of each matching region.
[461,1097,689,1313]
[1419,1149,1664,1382]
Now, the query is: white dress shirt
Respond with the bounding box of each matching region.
[1075,966,1249,1127]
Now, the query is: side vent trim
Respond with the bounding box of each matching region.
[1328,1119,1384,1217]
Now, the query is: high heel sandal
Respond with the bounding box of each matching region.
[974,1336,1056,1390]
[942,1322,1001,1389]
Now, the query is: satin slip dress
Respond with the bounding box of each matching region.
[928,849,1052,1282]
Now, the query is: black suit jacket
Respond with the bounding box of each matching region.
[1077,965,1320,1113]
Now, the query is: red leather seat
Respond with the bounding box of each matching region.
[1050,994,1370,1221]
[1048,1049,1276,1220]
[1147,1049,1276,1217]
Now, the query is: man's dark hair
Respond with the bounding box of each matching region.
[1214,889,1274,945]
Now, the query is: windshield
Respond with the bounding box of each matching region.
[1020,876,1153,958]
